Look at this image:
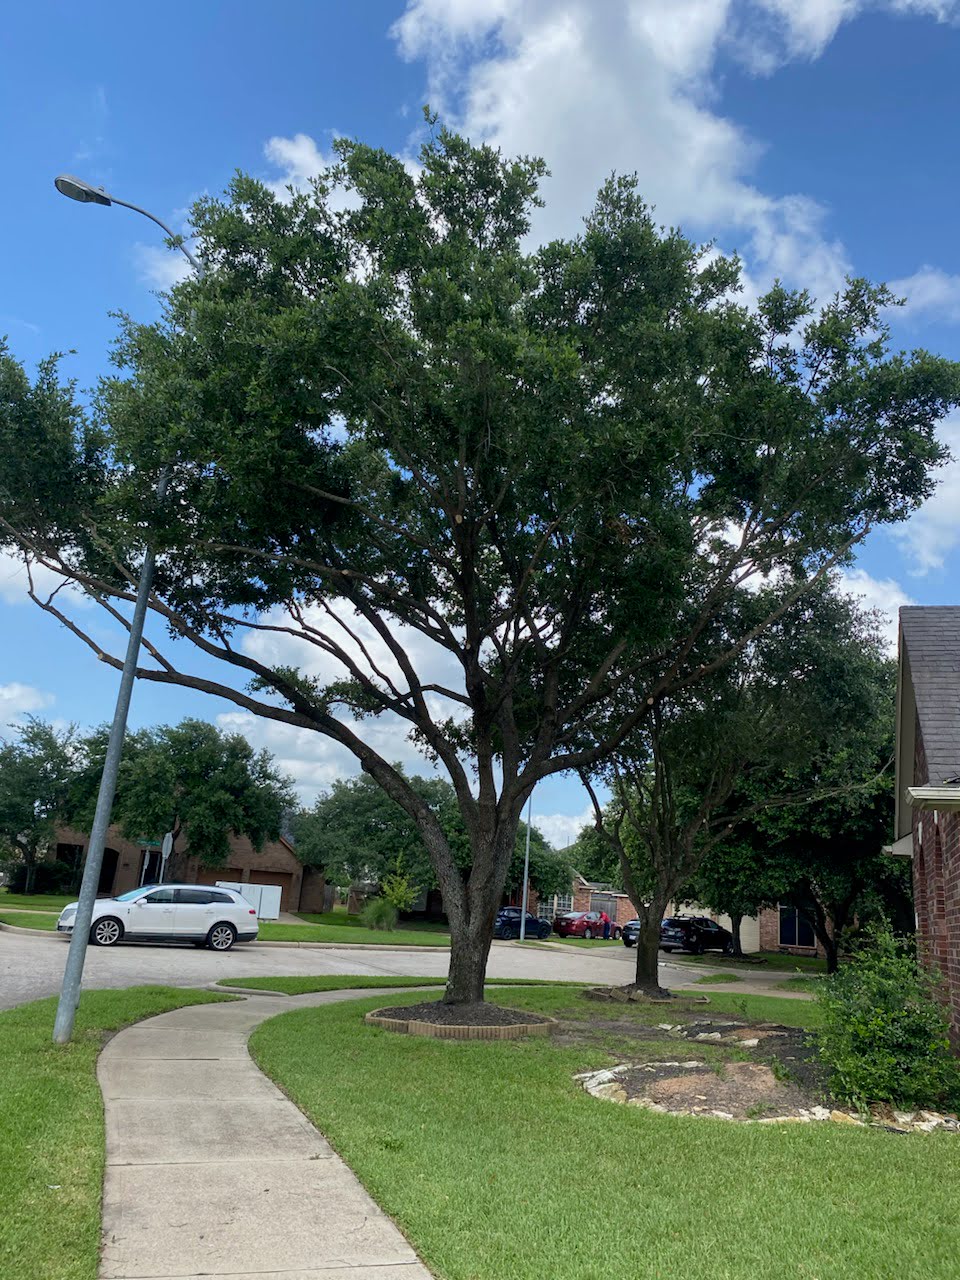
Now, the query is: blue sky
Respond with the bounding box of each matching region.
[2,0,960,845]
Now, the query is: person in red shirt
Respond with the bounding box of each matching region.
[600,910,611,940]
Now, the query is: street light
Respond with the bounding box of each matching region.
[51,174,201,1044]
[54,174,201,270]
[518,794,533,941]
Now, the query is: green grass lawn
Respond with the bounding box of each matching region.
[0,985,229,1280]
[553,935,622,947]
[776,974,825,993]
[0,911,58,931]
[219,975,589,994]
[258,920,451,945]
[252,984,957,1280]
[0,891,77,911]
[695,971,744,984]
[675,949,827,973]
[297,910,450,936]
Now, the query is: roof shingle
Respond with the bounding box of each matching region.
[900,606,960,786]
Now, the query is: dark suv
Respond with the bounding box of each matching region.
[659,916,732,955]
[493,907,552,941]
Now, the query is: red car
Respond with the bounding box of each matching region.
[553,910,621,940]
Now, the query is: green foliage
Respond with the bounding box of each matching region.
[379,861,420,913]
[815,923,960,1109]
[0,718,80,891]
[294,767,567,897]
[360,896,399,931]
[3,127,959,994]
[73,718,295,867]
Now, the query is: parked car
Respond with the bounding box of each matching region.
[56,884,259,951]
[553,910,622,940]
[621,918,641,947]
[659,915,732,955]
[493,907,552,940]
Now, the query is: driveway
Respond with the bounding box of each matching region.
[0,928,795,1009]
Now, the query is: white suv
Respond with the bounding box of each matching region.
[56,884,259,951]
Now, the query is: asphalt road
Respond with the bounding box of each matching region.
[0,928,727,1009]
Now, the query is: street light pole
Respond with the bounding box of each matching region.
[51,175,199,1045]
[519,794,533,941]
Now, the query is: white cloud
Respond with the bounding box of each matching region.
[892,413,960,573]
[0,682,54,728]
[0,550,92,608]
[390,1,960,304]
[263,133,335,199]
[534,804,593,851]
[889,266,960,323]
[392,0,855,300]
[838,567,916,652]
[133,243,193,290]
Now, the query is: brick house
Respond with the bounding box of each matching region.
[895,607,960,1042]
[53,823,327,914]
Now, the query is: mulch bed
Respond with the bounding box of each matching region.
[371,1000,547,1027]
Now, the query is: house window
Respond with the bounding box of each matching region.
[538,892,573,920]
[778,904,815,948]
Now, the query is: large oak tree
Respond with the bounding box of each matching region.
[0,127,956,1002]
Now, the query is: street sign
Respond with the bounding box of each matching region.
[161,832,173,858]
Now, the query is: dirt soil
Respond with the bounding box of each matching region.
[371,1001,548,1027]
[620,1060,808,1118]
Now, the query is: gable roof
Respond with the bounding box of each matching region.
[897,607,960,836]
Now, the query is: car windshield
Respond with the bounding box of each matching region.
[114,887,156,901]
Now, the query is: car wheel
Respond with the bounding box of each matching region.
[623,938,634,948]
[722,941,733,955]
[90,916,123,947]
[583,928,593,939]
[692,941,704,955]
[539,926,551,940]
[612,927,622,940]
[660,946,674,953]
[207,922,237,951]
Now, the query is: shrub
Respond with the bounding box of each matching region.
[361,897,398,931]
[379,862,420,913]
[815,922,960,1110]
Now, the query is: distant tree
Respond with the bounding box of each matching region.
[582,586,892,993]
[295,768,569,905]
[567,822,624,889]
[2,127,956,1003]
[0,718,80,892]
[73,719,295,875]
[697,664,900,971]
[694,833,784,957]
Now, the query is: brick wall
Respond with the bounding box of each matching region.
[757,905,828,959]
[912,719,960,1043]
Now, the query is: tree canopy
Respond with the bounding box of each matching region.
[1,125,956,1001]
[0,718,80,892]
[73,718,295,870]
[294,768,570,902]
[582,585,896,988]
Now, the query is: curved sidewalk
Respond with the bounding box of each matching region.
[97,988,433,1280]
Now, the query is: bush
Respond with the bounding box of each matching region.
[815,922,960,1110]
[3,860,80,895]
[360,897,398,931]
[379,862,420,913]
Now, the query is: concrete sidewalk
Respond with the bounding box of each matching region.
[97,989,434,1280]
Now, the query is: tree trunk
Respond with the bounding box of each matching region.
[822,933,840,974]
[730,913,743,958]
[631,899,671,997]
[24,859,35,894]
[445,924,494,1004]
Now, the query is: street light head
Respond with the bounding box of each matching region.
[54,174,112,206]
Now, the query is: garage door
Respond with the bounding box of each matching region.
[196,867,242,888]
[247,869,295,912]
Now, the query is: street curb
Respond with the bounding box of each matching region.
[254,939,452,951]
[207,982,290,997]
[0,920,60,937]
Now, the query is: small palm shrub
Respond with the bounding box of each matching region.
[360,896,399,931]
[815,922,960,1110]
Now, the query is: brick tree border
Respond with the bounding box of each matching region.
[364,1009,558,1040]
